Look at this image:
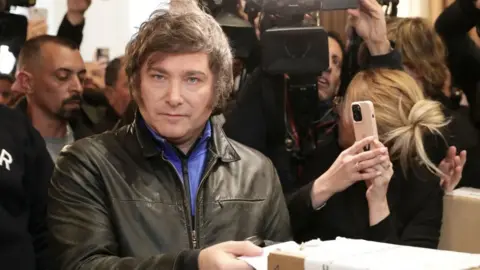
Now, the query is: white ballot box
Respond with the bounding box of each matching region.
[240,238,480,270]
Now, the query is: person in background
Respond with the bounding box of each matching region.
[289,69,448,249]
[13,35,92,161]
[47,1,290,269]
[99,56,131,130]
[0,74,13,106]
[0,105,53,270]
[224,0,402,193]
[435,0,480,127]
[386,17,474,189]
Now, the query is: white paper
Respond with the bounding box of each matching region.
[449,187,480,199]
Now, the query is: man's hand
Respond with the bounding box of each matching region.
[27,19,48,40]
[198,241,262,270]
[348,0,390,56]
[475,0,480,10]
[67,0,92,25]
[439,146,467,192]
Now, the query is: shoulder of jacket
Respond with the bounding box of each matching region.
[226,138,275,169]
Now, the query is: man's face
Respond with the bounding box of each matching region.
[109,66,131,115]
[29,43,86,120]
[138,52,214,144]
[0,79,12,105]
[317,37,343,101]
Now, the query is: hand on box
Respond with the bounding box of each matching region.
[199,241,261,270]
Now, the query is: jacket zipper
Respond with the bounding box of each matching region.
[193,156,217,248]
[161,155,195,249]
[180,157,197,248]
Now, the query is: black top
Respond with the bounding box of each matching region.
[0,105,53,270]
[57,15,86,47]
[435,0,480,126]
[288,129,446,249]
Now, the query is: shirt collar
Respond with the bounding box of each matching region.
[142,115,212,154]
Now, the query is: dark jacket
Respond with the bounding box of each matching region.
[0,105,53,270]
[435,0,480,126]
[288,129,446,249]
[47,114,291,270]
[16,97,95,140]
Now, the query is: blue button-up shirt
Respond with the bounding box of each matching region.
[145,120,212,216]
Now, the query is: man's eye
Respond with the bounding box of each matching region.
[187,77,200,84]
[57,74,69,81]
[152,74,165,80]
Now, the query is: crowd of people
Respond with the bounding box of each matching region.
[0,0,479,269]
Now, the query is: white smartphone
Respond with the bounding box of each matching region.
[351,101,379,151]
[28,7,48,21]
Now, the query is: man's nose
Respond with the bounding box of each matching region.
[70,76,84,94]
[166,82,183,107]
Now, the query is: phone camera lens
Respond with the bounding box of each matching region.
[352,104,363,122]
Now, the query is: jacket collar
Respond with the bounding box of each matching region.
[14,97,92,140]
[133,111,240,162]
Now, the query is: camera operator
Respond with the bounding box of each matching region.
[224,0,401,193]
[435,0,480,128]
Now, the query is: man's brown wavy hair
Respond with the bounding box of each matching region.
[124,0,234,115]
[387,17,448,97]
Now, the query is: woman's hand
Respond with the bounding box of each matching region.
[347,0,390,55]
[311,136,389,208]
[439,146,467,192]
[364,140,393,225]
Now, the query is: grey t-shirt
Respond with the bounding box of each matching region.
[44,126,75,162]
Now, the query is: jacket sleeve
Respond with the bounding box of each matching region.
[57,15,85,47]
[286,182,319,240]
[262,160,292,242]
[47,141,200,270]
[368,183,443,249]
[25,120,54,270]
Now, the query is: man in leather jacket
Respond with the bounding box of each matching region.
[47,1,291,270]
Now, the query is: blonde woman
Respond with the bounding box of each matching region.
[387,17,477,189]
[289,69,448,248]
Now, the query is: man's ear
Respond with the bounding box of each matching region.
[14,71,34,94]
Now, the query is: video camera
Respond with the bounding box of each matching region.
[247,0,398,158]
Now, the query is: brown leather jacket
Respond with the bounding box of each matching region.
[47,115,291,270]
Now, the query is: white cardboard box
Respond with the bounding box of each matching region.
[241,238,480,270]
